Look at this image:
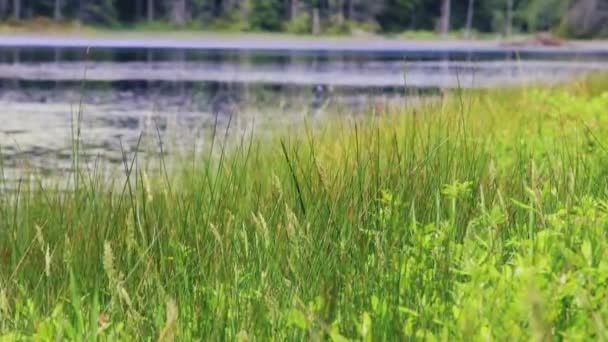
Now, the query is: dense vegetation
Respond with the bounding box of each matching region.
[1,0,607,38]
[1,76,608,339]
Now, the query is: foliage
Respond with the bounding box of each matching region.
[2,76,608,339]
[376,0,435,32]
[506,0,570,33]
[0,0,606,37]
[250,0,284,31]
[283,12,311,34]
[560,0,608,38]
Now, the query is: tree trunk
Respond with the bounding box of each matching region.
[240,0,250,21]
[54,0,62,21]
[135,0,143,21]
[290,0,298,20]
[337,0,344,25]
[147,0,154,22]
[346,0,354,20]
[171,0,186,27]
[566,0,603,36]
[439,0,451,35]
[464,0,474,38]
[506,0,513,37]
[12,0,20,20]
[0,0,7,18]
[79,0,85,21]
[312,7,321,35]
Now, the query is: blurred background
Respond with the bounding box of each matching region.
[0,0,606,38]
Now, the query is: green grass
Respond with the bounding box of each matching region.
[2,77,608,340]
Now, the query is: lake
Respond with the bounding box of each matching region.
[1,37,608,180]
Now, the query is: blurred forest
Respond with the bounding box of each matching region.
[0,0,606,38]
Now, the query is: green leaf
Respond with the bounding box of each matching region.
[330,330,350,342]
[398,306,419,317]
[582,240,593,266]
[287,309,308,330]
[510,198,535,212]
[360,312,372,340]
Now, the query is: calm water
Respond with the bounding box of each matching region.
[1,45,607,178]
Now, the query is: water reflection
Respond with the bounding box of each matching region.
[0,45,607,180]
[0,77,412,178]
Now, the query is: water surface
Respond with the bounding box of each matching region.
[1,43,607,179]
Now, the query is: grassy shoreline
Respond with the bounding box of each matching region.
[0,19,504,40]
[2,77,608,339]
[0,19,548,43]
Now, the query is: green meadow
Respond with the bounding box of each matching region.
[2,76,608,340]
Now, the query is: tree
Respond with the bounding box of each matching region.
[290,0,299,19]
[250,0,283,30]
[347,0,354,19]
[135,0,142,20]
[54,0,63,20]
[464,0,474,38]
[505,0,512,36]
[439,0,451,34]
[0,0,7,19]
[78,0,84,20]
[377,0,430,32]
[171,0,187,27]
[147,0,154,22]
[312,6,321,34]
[79,0,120,25]
[13,0,20,20]
[335,0,345,24]
[565,0,608,37]
[0,0,602,38]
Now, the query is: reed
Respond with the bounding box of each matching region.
[1,76,608,340]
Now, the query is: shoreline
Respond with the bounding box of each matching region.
[0,32,607,54]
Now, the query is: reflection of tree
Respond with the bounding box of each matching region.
[12,47,19,65]
[54,48,61,90]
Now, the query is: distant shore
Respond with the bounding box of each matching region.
[0,32,607,54]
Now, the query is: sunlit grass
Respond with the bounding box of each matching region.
[1,76,608,340]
